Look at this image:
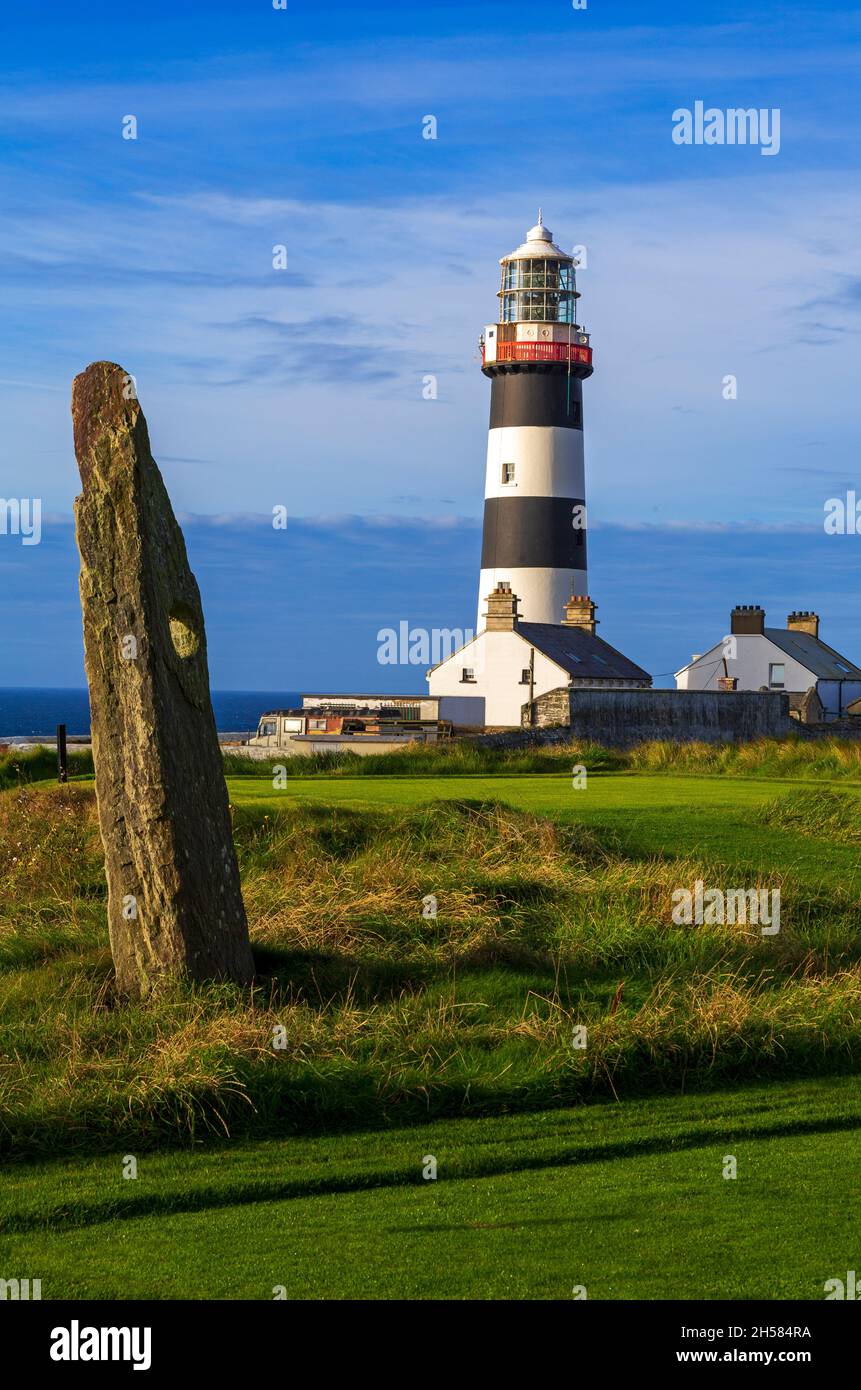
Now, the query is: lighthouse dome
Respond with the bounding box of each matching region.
[526,216,553,243]
[501,211,572,263]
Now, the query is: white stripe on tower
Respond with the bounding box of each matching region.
[477,425,586,628]
[483,426,585,500]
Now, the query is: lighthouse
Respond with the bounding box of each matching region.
[426,210,649,728]
[477,213,593,630]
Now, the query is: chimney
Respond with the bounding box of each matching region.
[787,610,820,640]
[483,581,520,631]
[562,594,598,637]
[730,604,765,636]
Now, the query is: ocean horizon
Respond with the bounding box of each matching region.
[0,688,303,740]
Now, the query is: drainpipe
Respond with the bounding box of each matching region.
[528,646,535,726]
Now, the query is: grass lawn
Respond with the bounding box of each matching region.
[3,1077,858,1299]
[3,745,861,1298]
[227,769,861,895]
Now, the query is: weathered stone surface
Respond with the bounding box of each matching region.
[72,362,254,997]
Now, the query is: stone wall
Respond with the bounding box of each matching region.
[523,687,570,728]
[800,718,861,740]
[522,687,792,746]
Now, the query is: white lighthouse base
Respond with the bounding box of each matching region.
[476,566,587,631]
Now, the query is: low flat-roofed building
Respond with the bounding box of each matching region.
[248,697,447,756]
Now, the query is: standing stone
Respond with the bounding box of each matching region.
[72,361,254,997]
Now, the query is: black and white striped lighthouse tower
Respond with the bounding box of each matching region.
[477,213,593,631]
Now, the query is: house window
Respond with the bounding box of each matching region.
[520,668,531,684]
[461,668,476,683]
[259,720,277,737]
[308,718,327,730]
[769,663,786,689]
[502,462,515,484]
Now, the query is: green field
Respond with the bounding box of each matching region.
[3,1079,859,1299]
[2,742,860,1299]
[228,768,861,895]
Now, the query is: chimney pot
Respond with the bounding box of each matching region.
[562,593,598,636]
[483,582,520,631]
[787,610,820,639]
[730,605,765,636]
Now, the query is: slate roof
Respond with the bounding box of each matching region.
[763,629,861,681]
[517,622,651,683]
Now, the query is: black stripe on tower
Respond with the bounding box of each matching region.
[489,367,584,431]
[481,496,588,569]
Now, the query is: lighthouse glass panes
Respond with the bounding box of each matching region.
[500,259,577,322]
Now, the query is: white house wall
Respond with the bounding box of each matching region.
[428,630,568,726]
[676,635,816,694]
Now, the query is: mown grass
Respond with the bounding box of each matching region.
[2,1077,859,1299]
[3,775,861,1159]
[227,770,861,898]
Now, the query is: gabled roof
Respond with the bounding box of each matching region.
[517,622,651,682]
[762,628,861,681]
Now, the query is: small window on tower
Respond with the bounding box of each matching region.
[502,462,515,484]
[461,668,476,684]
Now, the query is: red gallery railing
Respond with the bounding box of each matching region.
[483,341,593,366]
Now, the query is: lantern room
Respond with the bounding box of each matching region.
[498,212,580,324]
[482,213,593,375]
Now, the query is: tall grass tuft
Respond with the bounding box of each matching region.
[223,735,861,780]
[0,744,94,791]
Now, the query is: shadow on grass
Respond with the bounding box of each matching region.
[7,1108,861,1238]
[252,948,432,1001]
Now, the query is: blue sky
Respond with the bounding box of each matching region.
[1,0,860,689]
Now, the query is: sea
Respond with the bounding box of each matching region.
[0,689,302,741]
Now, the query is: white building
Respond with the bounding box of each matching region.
[675,606,861,720]
[428,584,650,728]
